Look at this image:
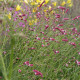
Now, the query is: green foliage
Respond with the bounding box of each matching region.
[0,0,80,80]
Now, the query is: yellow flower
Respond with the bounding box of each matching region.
[36,0,41,3]
[31,1,38,5]
[61,1,66,6]
[50,10,55,14]
[44,9,47,12]
[52,2,57,7]
[45,0,49,4]
[36,0,49,4]
[37,4,40,7]
[16,5,21,11]
[24,0,28,4]
[49,6,51,10]
[32,8,37,13]
[32,9,35,13]
[68,3,73,7]
[29,19,37,25]
[7,12,11,20]
[31,2,35,5]
[67,0,72,4]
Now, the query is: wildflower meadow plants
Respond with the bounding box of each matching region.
[0,0,80,80]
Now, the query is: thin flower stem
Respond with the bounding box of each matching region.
[0,50,8,80]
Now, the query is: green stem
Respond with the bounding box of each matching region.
[8,49,14,80]
[8,37,15,80]
[0,50,8,80]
